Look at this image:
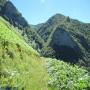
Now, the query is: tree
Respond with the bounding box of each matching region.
[0,0,7,6]
[66,16,70,22]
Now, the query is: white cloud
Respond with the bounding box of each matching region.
[41,0,45,3]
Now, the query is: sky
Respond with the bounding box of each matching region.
[11,0,90,25]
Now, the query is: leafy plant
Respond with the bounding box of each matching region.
[45,58,90,90]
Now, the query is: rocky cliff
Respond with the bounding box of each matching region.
[50,27,82,63]
[0,1,28,29]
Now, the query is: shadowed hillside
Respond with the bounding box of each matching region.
[36,14,90,71]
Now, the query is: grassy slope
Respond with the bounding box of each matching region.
[0,17,48,90]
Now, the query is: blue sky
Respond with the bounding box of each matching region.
[11,0,90,25]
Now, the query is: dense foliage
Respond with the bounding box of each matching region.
[21,26,44,51]
[0,0,7,6]
[45,58,90,90]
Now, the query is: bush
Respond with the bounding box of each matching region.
[45,58,90,90]
[2,40,9,48]
[0,0,7,6]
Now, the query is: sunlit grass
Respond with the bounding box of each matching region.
[0,17,48,90]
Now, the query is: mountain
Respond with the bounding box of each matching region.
[36,14,90,70]
[0,0,28,29]
[0,1,90,90]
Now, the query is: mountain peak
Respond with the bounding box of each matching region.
[48,13,65,22]
[52,13,65,18]
[46,13,71,26]
[0,0,28,29]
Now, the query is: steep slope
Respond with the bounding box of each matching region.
[37,14,65,41]
[0,0,44,51]
[36,14,90,70]
[21,26,44,51]
[0,17,48,90]
[0,0,28,29]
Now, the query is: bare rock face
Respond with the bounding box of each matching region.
[1,1,28,29]
[50,27,82,63]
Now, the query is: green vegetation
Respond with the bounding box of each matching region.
[0,17,38,55]
[45,58,90,90]
[0,0,7,6]
[22,26,44,51]
[0,17,48,90]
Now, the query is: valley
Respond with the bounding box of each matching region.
[0,0,90,90]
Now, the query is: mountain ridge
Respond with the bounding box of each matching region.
[35,14,90,71]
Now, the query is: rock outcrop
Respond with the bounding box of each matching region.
[0,0,44,52]
[0,1,28,29]
[50,27,82,63]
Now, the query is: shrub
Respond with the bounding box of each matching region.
[45,58,90,90]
